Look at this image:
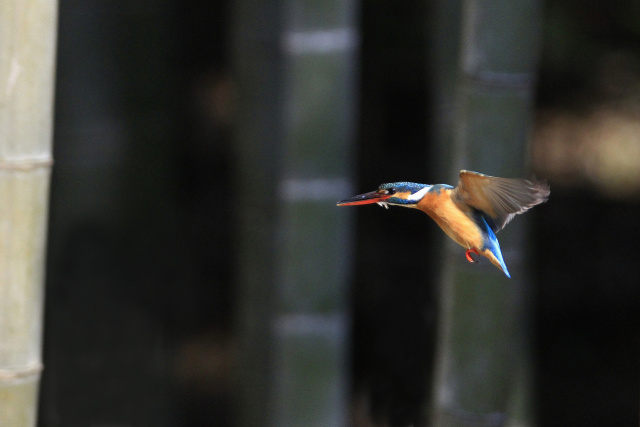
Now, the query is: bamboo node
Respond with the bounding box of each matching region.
[0,156,54,171]
[0,363,43,380]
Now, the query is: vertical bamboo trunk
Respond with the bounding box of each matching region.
[0,1,58,426]
[233,0,357,426]
[430,1,541,426]
[231,2,282,424]
[428,0,463,179]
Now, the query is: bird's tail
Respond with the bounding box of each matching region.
[479,216,511,278]
[482,246,511,278]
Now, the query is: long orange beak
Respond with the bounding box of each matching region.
[337,191,392,206]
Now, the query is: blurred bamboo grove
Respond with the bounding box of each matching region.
[34,0,639,427]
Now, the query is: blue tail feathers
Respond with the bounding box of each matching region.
[479,216,511,278]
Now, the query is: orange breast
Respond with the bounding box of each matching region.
[416,188,484,249]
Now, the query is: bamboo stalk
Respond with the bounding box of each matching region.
[430,0,541,426]
[232,0,357,425]
[0,0,58,425]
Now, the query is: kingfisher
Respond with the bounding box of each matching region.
[337,170,549,278]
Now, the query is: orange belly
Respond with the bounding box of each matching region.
[416,189,484,250]
[416,189,509,274]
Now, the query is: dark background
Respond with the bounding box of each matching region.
[39,0,639,426]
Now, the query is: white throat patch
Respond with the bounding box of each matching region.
[407,186,431,202]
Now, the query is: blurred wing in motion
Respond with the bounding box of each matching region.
[452,170,550,232]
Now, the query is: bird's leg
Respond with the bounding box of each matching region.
[465,247,480,263]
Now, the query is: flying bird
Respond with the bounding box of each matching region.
[337,170,550,278]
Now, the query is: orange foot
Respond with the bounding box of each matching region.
[465,248,480,263]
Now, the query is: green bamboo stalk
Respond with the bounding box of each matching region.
[232,0,357,426]
[0,1,58,426]
[430,1,541,426]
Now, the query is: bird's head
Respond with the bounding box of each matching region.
[337,182,432,209]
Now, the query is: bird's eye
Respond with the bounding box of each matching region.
[383,188,396,195]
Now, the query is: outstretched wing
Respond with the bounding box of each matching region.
[452,170,550,232]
